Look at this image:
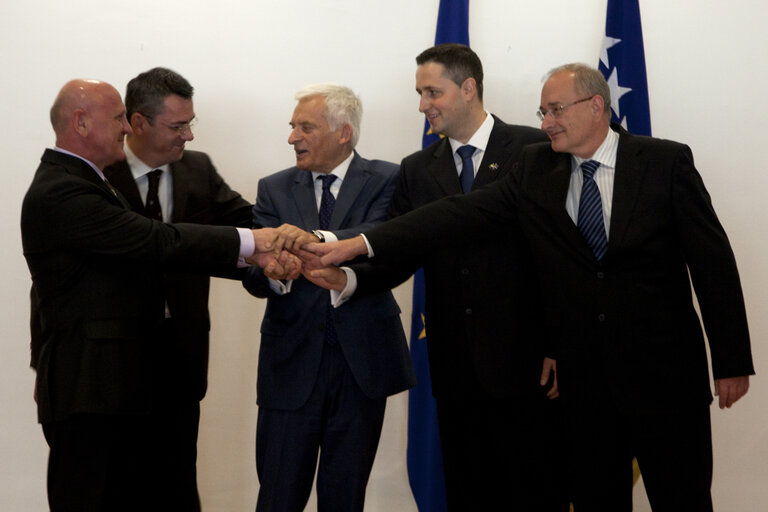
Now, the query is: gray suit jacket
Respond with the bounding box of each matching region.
[242,152,416,410]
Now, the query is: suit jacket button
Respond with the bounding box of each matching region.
[461,268,470,275]
[465,308,473,315]
[597,271,605,279]
[598,313,606,322]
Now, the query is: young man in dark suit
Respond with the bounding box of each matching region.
[22,79,288,511]
[103,67,253,510]
[309,63,754,512]
[338,44,565,511]
[242,83,415,512]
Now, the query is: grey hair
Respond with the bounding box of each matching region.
[545,63,612,115]
[295,83,362,148]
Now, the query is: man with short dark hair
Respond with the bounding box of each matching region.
[104,67,253,510]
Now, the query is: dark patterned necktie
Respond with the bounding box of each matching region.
[318,174,337,229]
[317,174,338,344]
[457,144,476,194]
[577,160,607,262]
[145,169,163,221]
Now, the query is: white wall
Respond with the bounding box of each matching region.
[2,1,766,510]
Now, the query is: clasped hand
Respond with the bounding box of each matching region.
[246,225,369,289]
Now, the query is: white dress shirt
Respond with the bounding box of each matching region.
[564,128,619,237]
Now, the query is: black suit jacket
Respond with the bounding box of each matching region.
[353,116,549,400]
[104,150,253,400]
[242,153,416,410]
[363,125,754,414]
[22,149,241,423]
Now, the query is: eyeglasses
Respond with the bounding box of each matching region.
[536,97,593,121]
[140,113,197,134]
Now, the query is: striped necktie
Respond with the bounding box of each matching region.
[577,160,607,262]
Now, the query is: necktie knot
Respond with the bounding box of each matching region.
[319,173,337,191]
[457,144,476,160]
[580,160,600,180]
[148,168,163,179]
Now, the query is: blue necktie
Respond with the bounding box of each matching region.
[577,160,608,262]
[318,174,336,230]
[457,145,476,194]
[317,174,338,344]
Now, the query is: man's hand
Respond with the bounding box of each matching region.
[252,227,280,252]
[302,265,348,291]
[249,250,302,281]
[714,375,750,409]
[274,224,321,252]
[540,357,559,399]
[304,235,368,266]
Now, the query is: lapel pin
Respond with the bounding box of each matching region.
[489,163,499,171]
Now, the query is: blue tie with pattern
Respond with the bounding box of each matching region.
[457,144,476,194]
[577,160,608,262]
[318,174,336,230]
[317,174,338,344]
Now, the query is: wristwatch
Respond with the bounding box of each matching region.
[312,230,325,242]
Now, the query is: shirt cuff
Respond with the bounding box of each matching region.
[331,267,357,307]
[268,278,293,295]
[361,234,374,258]
[316,230,338,243]
[237,228,255,259]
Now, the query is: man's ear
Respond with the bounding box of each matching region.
[461,77,477,101]
[338,123,353,145]
[592,95,605,118]
[73,109,88,137]
[129,112,148,134]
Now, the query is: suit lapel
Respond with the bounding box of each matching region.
[331,153,369,229]
[538,152,599,263]
[292,169,321,230]
[104,160,144,212]
[47,150,130,209]
[169,161,189,223]
[475,116,509,187]
[608,131,646,251]
[426,138,463,196]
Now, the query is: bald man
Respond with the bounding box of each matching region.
[22,79,290,511]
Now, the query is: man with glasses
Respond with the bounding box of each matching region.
[104,67,253,510]
[305,63,754,511]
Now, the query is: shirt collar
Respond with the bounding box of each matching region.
[124,143,170,180]
[53,146,106,181]
[571,127,619,171]
[311,151,354,182]
[448,110,494,155]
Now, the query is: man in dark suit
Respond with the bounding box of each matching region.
[22,79,288,511]
[103,67,253,510]
[298,44,564,511]
[241,83,415,512]
[306,63,754,511]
